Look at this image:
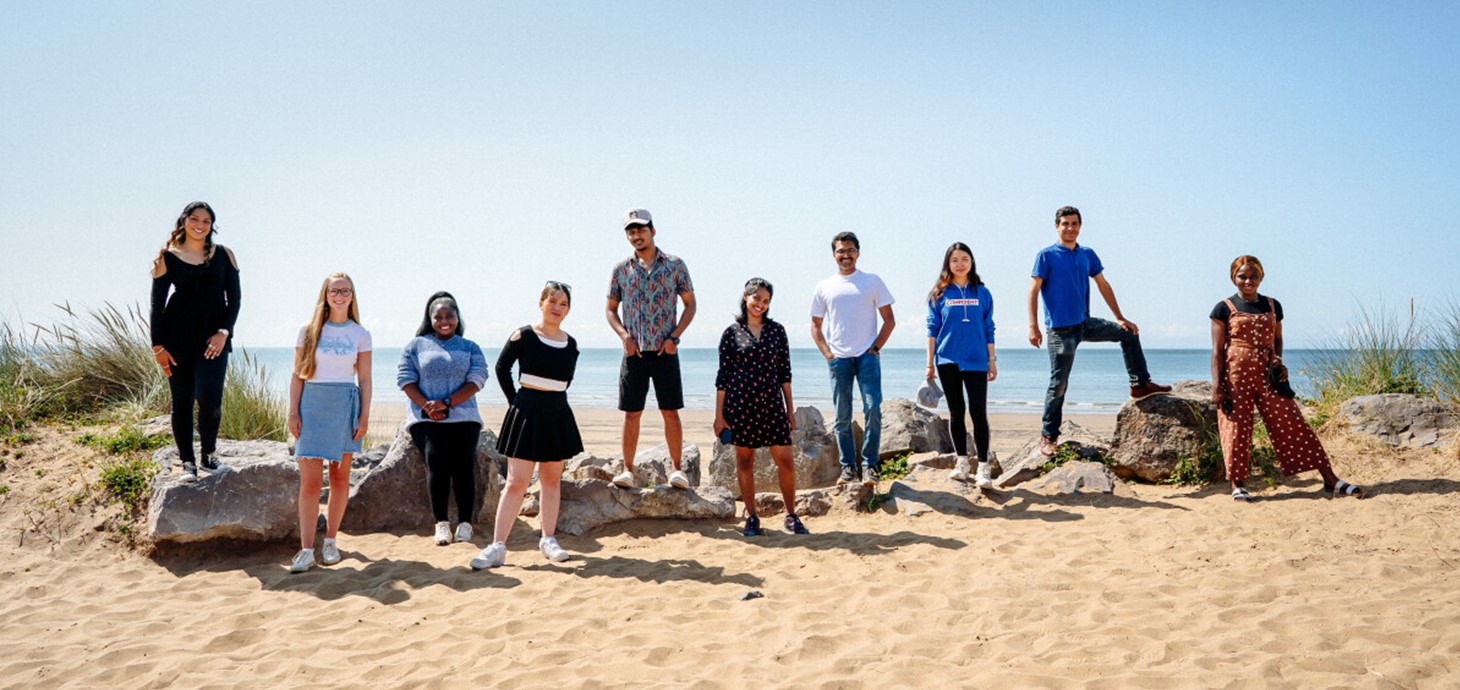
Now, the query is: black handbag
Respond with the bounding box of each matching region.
[1269,361,1297,398]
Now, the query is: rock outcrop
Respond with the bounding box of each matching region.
[704,406,840,498]
[994,421,1112,489]
[1029,461,1118,494]
[1339,394,1458,449]
[1110,380,1216,483]
[339,424,503,533]
[550,481,734,536]
[148,440,299,543]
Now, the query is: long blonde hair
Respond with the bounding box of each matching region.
[296,273,362,380]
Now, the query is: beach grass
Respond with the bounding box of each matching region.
[1426,299,1460,409]
[1303,300,1429,422]
[1,303,285,441]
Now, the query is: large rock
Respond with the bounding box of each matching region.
[908,451,1002,477]
[878,398,955,456]
[750,489,835,518]
[704,406,841,498]
[994,421,1111,489]
[340,422,503,533]
[147,440,299,543]
[1339,394,1458,449]
[1110,380,1216,483]
[1029,461,1118,494]
[551,480,734,536]
[566,444,701,487]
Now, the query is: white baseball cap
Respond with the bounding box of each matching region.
[623,208,654,229]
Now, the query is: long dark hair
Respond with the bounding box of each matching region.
[159,201,217,264]
[928,242,982,302]
[735,277,775,325]
[415,291,465,337]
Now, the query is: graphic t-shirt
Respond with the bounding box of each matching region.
[296,320,372,383]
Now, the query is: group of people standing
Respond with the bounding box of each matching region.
[148,202,1365,575]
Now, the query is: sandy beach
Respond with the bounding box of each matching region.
[2,413,1458,689]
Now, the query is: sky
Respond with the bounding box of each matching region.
[3,2,1457,351]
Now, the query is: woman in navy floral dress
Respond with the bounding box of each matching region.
[714,278,808,537]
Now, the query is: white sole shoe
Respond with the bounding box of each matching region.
[319,541,342,566]
[950,458,971,482]
[455,522,474,543]
[668,470,691,489]
[539,536,570,563]
[289,549,316,573]
[433,521,452,546]
[975,463,994,489]
[471,542,507,570]
[611,470,635,488]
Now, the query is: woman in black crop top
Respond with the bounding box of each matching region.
[149,201,241,482]
[472,281,583,570]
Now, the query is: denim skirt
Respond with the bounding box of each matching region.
[296,382,362,463]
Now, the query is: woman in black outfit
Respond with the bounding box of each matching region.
[472,281,583,569]
[150,201,241,482]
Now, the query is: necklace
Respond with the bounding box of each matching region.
[956,283,971,322]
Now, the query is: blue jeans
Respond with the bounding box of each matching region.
[828,352,882,469]
[1042,317,1151,438]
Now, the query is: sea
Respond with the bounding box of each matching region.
[243,346,1328,414]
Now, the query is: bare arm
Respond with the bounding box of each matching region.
[713,389,727,435]
[1092,273,1138,333]
[810,316,832,360]
[663,290,696,355]
[605,296,640,356]
[354,350,372,442]
[872,304,896,352]
[288,347,305,438]
[782,381,796,432]
[925,337,937,380]
[1211,319,1228,407]
[1027,277,1043,348]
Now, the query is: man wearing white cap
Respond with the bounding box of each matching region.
[606,208,697,489]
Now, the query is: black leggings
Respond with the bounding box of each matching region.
[410,422,481,523]
[168,350,229,464]
[936,363,989,462]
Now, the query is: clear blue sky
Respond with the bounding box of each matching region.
[3,2,1457,350]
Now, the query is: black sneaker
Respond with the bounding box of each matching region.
[199,453,220,471]
[784,514,809,535]
[742,515,762,537]
[861,464,878,486]
[836,466,857,485]
[180,461,199,483]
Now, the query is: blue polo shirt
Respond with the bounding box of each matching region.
[1032,243,1104,329]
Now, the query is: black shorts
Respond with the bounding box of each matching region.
[618,351,684,412]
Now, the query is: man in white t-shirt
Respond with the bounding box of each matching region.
[810,232,896,486]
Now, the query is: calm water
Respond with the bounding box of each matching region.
[246,346,1326,414]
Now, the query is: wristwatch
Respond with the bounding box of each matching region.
[668,335,681,345]
[868,345,880,355]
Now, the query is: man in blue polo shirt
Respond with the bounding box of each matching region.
[1027,206,1170,457]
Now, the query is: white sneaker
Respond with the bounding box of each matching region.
[611,470,635,488]
[949,456,971,482]
[471,542,507,570]
[433,521,452,545]
[319,538,342,565]
[539,536,570,562]
[668,470,691,489]
[455,522,473,543]
[289,549,316,573]
[975,462,994,489]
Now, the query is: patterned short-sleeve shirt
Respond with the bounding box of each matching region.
[608,249,693,350]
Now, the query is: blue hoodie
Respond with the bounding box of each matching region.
[927,283,996,372]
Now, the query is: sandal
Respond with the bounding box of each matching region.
[1231,487,1252,502]
[1325,479,1365,499]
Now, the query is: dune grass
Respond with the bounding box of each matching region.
[1427,299,1460,409]
[1303,301,1430,422]
[0,303,285,441]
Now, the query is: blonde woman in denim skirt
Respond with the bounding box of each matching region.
[287,273,372,573]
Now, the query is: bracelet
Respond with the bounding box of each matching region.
[152,345,165,354]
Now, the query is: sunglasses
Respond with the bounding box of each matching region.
[544,280,572,294]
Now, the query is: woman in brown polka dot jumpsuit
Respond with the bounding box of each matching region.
[1210,255,1364,501]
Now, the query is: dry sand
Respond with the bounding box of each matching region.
[2,415,1458,689]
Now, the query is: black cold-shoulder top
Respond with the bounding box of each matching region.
[149,246,242,355]
[494,326,579,404]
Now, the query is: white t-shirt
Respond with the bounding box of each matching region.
[296,320,373,383]
[809,270,895,358]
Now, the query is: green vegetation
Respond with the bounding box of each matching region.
[100,457,159,515]
[864,452,913,511]
[1304,301,1428,421]
[76,427,171,455]
[1428,299,1460,409]
[0,302,285,439]
[1037,442,1116,476]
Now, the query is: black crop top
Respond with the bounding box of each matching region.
[1209,293,1283,323]
[149,246,242,355]
[495,326,580,404]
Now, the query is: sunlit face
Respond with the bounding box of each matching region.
[326,278,354,312]
[1056,214,1081,245]
[948,249,973,279]
[625,224,654,252]
[744,288,772,320]
[540,288,571,326]
[184,208,213,242]
[1232,264,1263,299]
[833,240,859,273]
[430,304,458,338]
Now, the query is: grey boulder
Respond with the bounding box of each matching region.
[1029,461,1119,494]
[995,421,1111,489]
[1339,394,1458,449]
[1110,380,1216,483]
[552,480,734,536]
[340,422,503,533]
[147,440,299,543]
[705,406,841,498]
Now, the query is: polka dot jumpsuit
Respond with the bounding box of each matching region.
[1217,298,1332,482]
[715,320,793,449]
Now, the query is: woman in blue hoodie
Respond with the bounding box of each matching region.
[925,242,997,487]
